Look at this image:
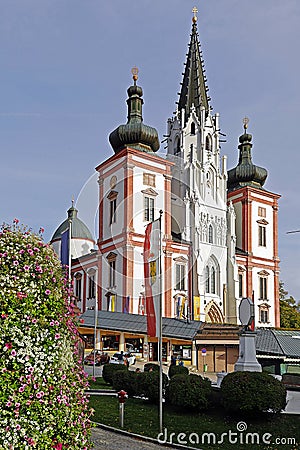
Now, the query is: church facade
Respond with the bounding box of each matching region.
[51,11,280,332]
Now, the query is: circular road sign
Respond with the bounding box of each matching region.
[239,297,255,326]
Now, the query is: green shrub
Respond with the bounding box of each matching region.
[144,362,159,372]
[102,363,128,385]
[168,364,189,378]
[221,371,287,415]
[135,371,168,403]
[166,374,211,411]
[112,370,138,397]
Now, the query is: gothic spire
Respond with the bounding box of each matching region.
[178,7,210,124]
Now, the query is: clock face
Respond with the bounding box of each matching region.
[110,175,117,189]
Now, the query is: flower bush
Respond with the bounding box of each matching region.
[0,222,92,449]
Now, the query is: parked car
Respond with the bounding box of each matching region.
[84,350,110,366]
[109,351,136,366]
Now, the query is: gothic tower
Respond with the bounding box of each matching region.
[166,10,231,323]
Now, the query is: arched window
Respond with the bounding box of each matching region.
[205,266,210,293]
[205,135,212,152]
[204,257,220,296]
[208,224,213,244]
[211,267,216,294]
[191,122,196,135]
[74,272,82,301]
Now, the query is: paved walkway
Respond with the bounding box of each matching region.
[91,427,181,450]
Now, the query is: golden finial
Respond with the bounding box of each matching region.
[131,66,139,83]
[192,6,198,23]
[243,116,249,131]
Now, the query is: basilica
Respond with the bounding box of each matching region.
[51,10,280,368]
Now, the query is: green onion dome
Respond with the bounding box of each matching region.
[227,123,268,192]
[109,69,160,154]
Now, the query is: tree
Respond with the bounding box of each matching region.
[279,281,300,329]
[0,222,92,448]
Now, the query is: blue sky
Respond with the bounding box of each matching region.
[1,0,299,299]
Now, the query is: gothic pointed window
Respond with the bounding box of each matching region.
[191,122,196,135]
[205,266,210,293]
[208,224,213,244]
[205,135,212,152]
[204,257,220,295]
[211,267,216,294]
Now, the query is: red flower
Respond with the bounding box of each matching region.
[79,319,85,324]
[13,218,19,224]
[17,292,27,300]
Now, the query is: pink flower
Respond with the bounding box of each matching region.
[45,289,51,295]
[55,334,60,340]
[17,292,27,300]
[27,249,34,255]
[6,401,12,407]
[13,260,19,266]
[53,443,63,450]
[19,386,25,393]
[11,350,16,357]
[5,343,12,349]
[24,265,30,271]
[19,249,25,254]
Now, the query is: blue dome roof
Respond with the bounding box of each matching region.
[51,204,94,242]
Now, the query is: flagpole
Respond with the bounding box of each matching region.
[68,214,72,303]
[158,210,163,433]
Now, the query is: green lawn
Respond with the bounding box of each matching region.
[89,395,300,450]
[88,377,113,390]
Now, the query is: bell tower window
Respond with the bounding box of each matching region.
[205,135,212,152]
[191,122,196,135]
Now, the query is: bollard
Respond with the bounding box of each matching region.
[117,390,128,428]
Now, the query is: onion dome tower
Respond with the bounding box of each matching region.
[51,202,95,258]
[109,67,160,153]
[227,118,268,191]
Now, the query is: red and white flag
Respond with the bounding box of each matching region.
[144,219,161,337]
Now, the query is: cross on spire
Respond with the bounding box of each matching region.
[192,6,198,23]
